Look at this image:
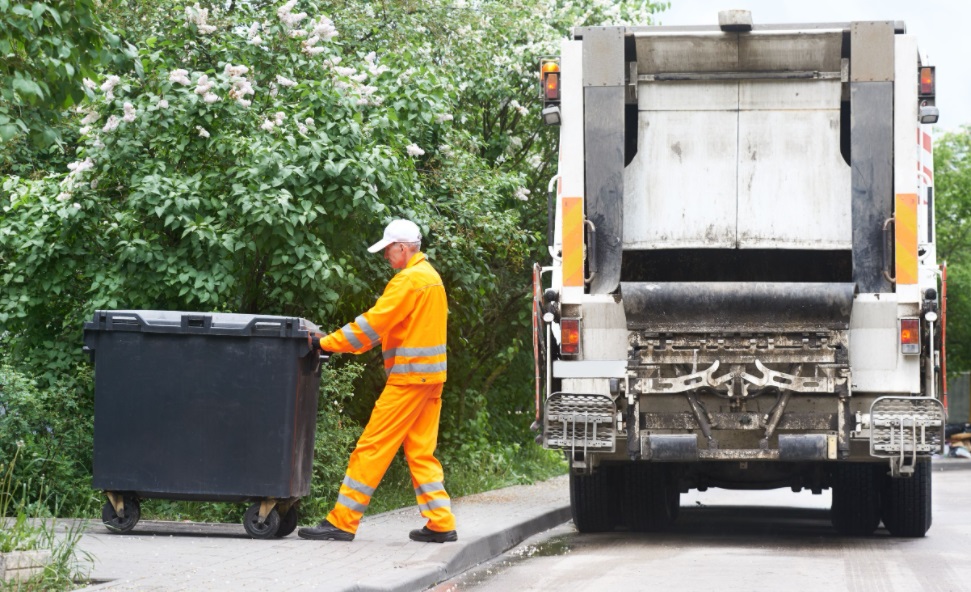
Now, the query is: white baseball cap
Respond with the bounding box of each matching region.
[367,219,422,253]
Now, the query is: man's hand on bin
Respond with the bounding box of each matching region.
[308,330,325,352]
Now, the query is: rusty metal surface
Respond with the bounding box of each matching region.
[641,412,838,431]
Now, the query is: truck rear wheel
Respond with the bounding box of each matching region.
[830,463,882,536]
[622,463,677,532]
[569,466,620,533]
[881,460,932,538]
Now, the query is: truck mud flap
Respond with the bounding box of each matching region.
[544,393,616,453]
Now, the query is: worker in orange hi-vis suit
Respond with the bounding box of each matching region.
[298,219,457,543]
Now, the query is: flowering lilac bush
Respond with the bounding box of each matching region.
[1,0,666,520]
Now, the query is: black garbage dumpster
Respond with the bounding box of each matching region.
[83,310,324,538]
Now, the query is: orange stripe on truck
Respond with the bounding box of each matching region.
[895,193,918,285]
[562,196,584,287]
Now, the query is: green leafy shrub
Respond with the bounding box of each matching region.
[0,364,98,517]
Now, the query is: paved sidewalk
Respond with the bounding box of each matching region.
[72,475,570,592]
[66,459,971,591]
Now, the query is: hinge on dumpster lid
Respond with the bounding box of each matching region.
[544,393,616,453]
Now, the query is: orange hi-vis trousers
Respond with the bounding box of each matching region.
[326,382,456,534]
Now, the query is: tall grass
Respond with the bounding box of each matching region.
[1,444,93,591]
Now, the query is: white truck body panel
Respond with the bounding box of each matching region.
[624,106,738,249]
[848,295,921,393]
[556,39,585,305]
[626,77,850,250]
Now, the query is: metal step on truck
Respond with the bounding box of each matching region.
[531,10,945,537]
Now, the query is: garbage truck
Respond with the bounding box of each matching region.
[532,10,945,537]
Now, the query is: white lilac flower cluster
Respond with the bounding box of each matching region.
[169,69,191,86]
[194,74,220,104]
[277,0,307,28]
[509,100,529,117]
[122,102,137,123]
[296,117,314,135]
[514,187,531,201]
[78,109,100,135]
[261,111,287,132]
[196,126,210,138]
[363,52,388,77]
[330,54,386,106]
[246,22,263,46]
[57,157,96,208]
[406,144,425,157]
[277,2,338,55]
[185,3,217,34]
[100,75,120,101]
[225,64,255,107]
[102,115,119,133]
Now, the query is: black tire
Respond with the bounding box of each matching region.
[569,466,620,533]
[243,503,281,539]
[275,504,299,538]
[882,460,932,538]
[102,495,140,534]
[623,463,676,532]
[667,467,682,521]
[830,463,882,536]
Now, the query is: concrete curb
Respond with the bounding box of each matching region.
[932,458,971,471]
[354,506,572,592]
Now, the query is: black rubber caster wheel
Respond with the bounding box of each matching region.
[102,495,141,534]
[243,503,281,539]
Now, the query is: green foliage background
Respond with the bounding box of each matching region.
[934,126,971,377]
[1,0,666,523]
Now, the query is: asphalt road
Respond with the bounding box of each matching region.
[434,463,971,592]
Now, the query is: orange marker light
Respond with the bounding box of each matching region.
[900,318,920,355]
[560,318,580,356]
[545,73,559,101]
[540,58,561,103]
[919,66,935,97]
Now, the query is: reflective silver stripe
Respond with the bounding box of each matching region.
[389,362,447,375]
[337,493,368,514]
[343,475,376,497]
[396,345,446,357]
[414,482,445,496]
[384,345,445,361]
[341,324,364,349]
[418,499,451,512]
[355,315,380,343]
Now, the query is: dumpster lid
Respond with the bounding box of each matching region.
[84,310,320,338]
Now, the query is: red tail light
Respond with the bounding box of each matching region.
[900,318,920,355]
[561,317,580,356]
[919,66,935,98]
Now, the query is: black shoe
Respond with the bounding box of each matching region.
[297,521,355,541]
[409,526,457,543]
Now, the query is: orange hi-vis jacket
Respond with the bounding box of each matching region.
[319,252,447,384]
